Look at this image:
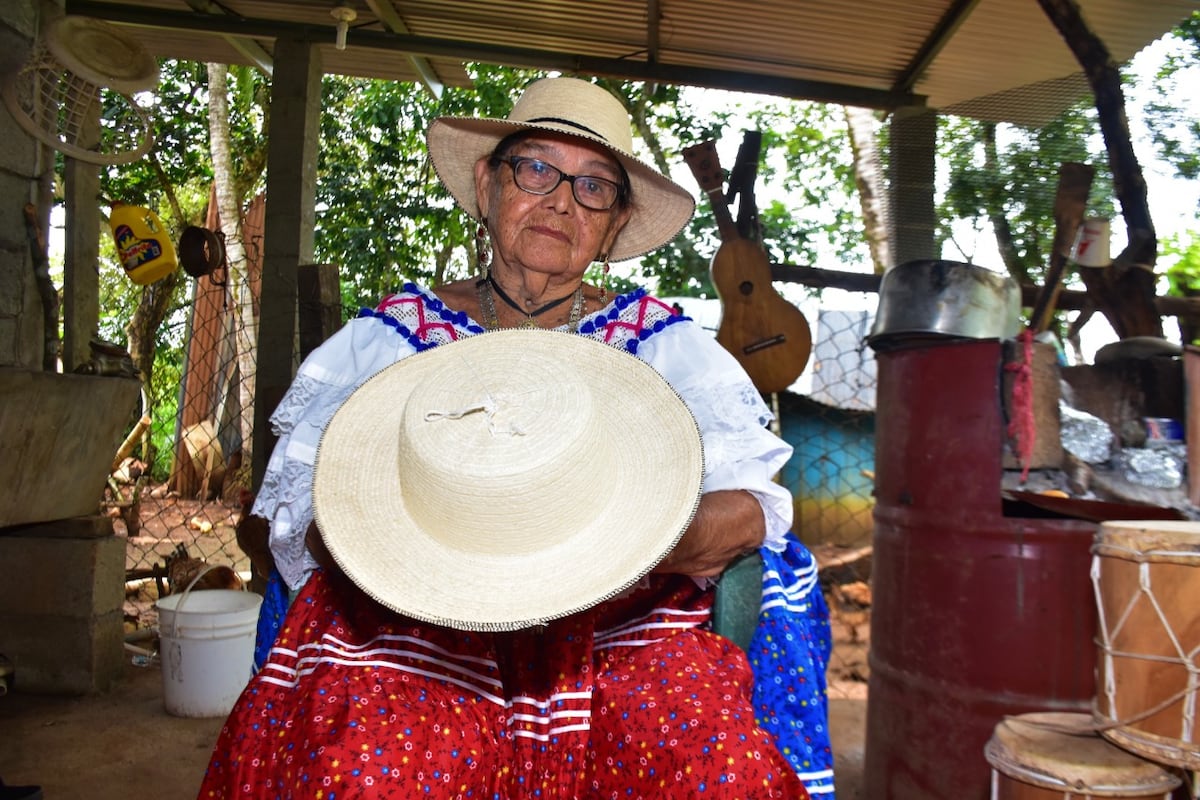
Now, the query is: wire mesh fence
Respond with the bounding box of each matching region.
[109,201,265,630]
[777,302,878,702]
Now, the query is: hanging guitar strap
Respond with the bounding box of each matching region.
[726,130,763,242]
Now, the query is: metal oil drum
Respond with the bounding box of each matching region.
[863,338,1097,799]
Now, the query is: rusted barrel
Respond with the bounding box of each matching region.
[863,339,1097,799]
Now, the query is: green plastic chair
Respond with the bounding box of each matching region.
[711,551,764,652]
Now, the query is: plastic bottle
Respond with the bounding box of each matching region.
[109,202,178,285]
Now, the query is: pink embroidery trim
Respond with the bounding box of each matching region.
[601,295,675,344]
[376,293,461,343]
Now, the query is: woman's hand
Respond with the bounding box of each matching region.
[653,489,765,578]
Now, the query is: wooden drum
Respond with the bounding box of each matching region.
[985,712,1181,799]
[1093,521,1200,769]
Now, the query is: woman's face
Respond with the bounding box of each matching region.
[475,132,632,281]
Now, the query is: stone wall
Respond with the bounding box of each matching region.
[0,0,43,370]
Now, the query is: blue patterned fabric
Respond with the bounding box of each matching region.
[252,566,290,672]
[750,535,836,797]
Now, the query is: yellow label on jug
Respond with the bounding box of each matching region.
[110,204,178,285]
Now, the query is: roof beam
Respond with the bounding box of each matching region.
[646,0,660,63]
[182,0,274,75]
[891,0,982,94]
[362,0,444,97]
[65,0,924,110]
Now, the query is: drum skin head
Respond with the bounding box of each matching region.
[985,712,1181,796]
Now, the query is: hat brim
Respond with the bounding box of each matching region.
[427,117,695,262]
[313,329,704,631]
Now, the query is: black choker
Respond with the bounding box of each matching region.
[485,273,576,318]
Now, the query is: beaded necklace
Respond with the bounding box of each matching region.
[476,272,585,332]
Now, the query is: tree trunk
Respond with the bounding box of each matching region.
[981,123,1030,285]
[207,62,259,472]
[124,270,182,387]
[844,106,892,274]
[1037,0,1162,339]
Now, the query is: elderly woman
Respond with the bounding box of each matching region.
[199,77,832,799]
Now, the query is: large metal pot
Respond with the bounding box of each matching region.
[867,259,1021,350]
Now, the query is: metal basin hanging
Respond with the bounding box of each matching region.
[867,259,1021,350]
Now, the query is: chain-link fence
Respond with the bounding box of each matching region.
[110,199,265,630]
[777,302,877,702]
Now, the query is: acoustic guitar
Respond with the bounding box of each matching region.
[682,140,812,394]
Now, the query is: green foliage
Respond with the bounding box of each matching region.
[763,102,862,269]
[938,103,1114,286]
[635,93,865,297]
[315,64,539,313]
[1164,230,1200,296]
[1144,12,1200,180]
[614,79,731,296]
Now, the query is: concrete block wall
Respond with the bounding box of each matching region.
[0,1,130,697]
[0,517,127,694]
[0,0,43,370]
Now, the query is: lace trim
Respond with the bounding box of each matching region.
[678,372,776,481]
[269,372,359,437]
[257,459,321,588]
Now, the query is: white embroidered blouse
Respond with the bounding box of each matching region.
[255,284,795,590]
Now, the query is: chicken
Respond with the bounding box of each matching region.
[164,544,243,594]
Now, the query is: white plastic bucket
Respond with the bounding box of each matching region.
[1071,217,1111,267]
[156,587,262,718]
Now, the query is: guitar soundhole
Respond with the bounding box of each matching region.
[738,280,754,296]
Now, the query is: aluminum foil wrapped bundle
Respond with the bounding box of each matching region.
[1060,402,1114,464]
[1113,445,1186,489]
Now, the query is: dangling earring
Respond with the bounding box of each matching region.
[598,252,610,305]
[475,221,491,277]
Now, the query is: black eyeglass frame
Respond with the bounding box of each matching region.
[492,155,628,211]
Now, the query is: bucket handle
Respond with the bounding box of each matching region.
[162,564,246,640]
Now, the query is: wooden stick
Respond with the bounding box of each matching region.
[22,202,59,371]
[112,414,152,472]
[1029,162,1095,333]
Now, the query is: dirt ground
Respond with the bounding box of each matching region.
[1,488,871,798]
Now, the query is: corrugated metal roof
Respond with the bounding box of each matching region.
[63,0,1196,124]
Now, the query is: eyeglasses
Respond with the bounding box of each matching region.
[496,155,626,211]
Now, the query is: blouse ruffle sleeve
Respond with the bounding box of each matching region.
[253,315,418,590]
[635,320,795,552]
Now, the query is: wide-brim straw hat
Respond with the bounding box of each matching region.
[427,76,696,262]
[312,328,704,631]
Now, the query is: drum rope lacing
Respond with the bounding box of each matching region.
[1091,548,1200,743]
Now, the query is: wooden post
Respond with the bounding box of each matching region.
[297,264,343,361]
[253,37,322,490]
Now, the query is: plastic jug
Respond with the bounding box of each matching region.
[109,203,178,285]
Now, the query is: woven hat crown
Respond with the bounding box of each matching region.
[503,77,635,153]
[313,329,704,631]
[426,76,695,262]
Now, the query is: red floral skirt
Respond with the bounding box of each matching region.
[197,569,809,799]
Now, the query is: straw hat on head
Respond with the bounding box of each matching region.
[427,76,696,262]
[312,328,704,632]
